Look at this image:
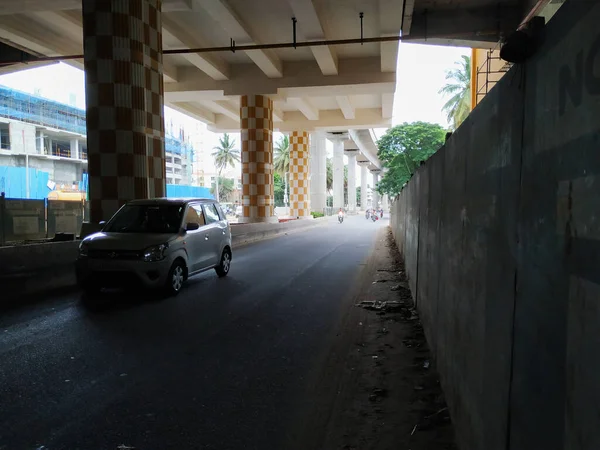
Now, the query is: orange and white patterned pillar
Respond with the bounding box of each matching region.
[289,131,310,218]
[82,0,166,223]
[239,95,277,223]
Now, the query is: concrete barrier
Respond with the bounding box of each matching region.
[0,241,80,300]
[390,3,600,450]
[0,216,326,302]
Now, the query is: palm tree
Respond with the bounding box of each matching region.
[211,133,240,202]
[273,135,290,175]
[439,55,471,130]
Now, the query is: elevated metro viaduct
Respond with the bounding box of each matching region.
[0,0,553,224]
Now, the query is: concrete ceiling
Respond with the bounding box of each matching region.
[0,0,552,134]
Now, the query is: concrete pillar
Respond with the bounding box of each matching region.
[289,131,310,218]
[70,139,80,159]
[345,149,358,213]
[331,138,344,209]
[82,0,166,223]
[371,171,380,208]
[309,131,327,213]
[358,161,369,209]
[239,94,277,223]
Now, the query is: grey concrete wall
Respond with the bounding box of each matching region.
[390,2,600,449]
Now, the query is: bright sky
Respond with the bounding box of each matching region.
[0,42,468,179]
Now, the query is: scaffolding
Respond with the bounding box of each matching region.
[0,85,87,134]
[475,48,513,106]
[0,84,194,161]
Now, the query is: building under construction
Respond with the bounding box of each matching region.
[0,85,195,198]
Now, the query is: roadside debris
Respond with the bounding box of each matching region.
[355,300,404,311]
[390,283,410,293]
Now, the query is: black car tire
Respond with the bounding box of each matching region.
[164,260,186,296]
[215,248,232,278]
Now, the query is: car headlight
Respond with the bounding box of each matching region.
[79,241,89,257]
[143,243,169,262]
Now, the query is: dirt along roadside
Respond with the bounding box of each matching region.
[287,226,456,450]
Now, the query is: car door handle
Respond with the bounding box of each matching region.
[205,234,209,240]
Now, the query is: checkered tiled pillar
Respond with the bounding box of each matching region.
[82,0,166,223]
[239,95,277,223]
[289,131,310,218]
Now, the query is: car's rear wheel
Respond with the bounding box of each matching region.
[215,248,231,278]
[165,260,186,296]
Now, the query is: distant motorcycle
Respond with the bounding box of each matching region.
[365,211,370,219]
[338,214,344,224]
[371,214,378,222]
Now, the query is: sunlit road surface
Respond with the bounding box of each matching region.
[0,214,388,450]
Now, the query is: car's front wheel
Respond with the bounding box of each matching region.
[165,260,186,296]
[215,248,232,278]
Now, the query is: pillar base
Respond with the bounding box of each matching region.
[238,216,279,224]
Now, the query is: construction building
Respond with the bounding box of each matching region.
[0,85,196,199]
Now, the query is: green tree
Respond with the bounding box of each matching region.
[210,177,234,202]
[273,135,290,175]
[273,172,285,206]
[356,186,361,207]
[439,55,471,130]
[376,122,446,197]
[212,133,240,201]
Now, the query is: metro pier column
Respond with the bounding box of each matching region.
[289,131,310,218]
[82,0,166,223]
[309,131,327,214]
[239,94,277,224]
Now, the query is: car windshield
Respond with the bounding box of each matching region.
[104,204,185,234]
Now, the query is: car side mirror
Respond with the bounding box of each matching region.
[186,222,200,231]
[99,221,106,226]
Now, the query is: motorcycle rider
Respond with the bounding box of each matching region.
[338,207,345,223]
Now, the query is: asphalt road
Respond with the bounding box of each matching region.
[0,214,388,450]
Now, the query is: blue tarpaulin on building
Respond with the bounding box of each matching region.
[166,184,213,199]
[0,166,50,199]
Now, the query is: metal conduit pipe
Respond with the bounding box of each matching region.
[0,31,501,65]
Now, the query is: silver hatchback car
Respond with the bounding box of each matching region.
[76,198,232,296]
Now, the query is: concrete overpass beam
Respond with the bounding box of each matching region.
[239,95,277,224]
[289,131,310,219]
[82,0,166,223]
[309,131,327,214]
[161,16,230,80]
[405,5,522,47]
[336,96,355,120]
[191,0,283,78]
[285,0,338,76]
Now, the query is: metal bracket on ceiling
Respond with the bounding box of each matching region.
[292,17,298,49]
[359,12,364,45]
[230,38,236,53]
